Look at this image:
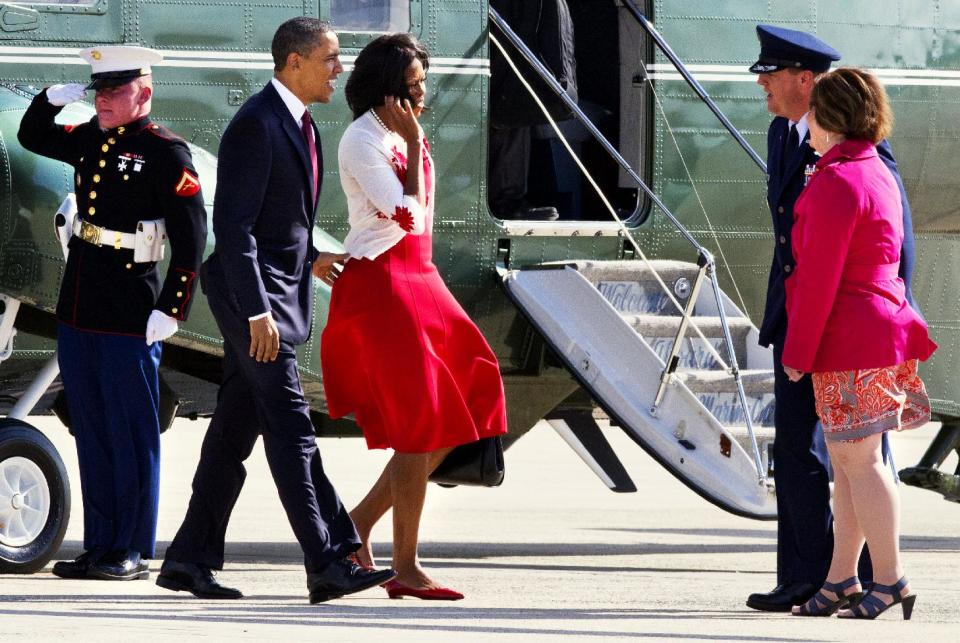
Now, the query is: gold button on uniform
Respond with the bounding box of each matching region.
[88,207,95,215]
[124,175,130,181]
[89,191,97,200]
[93,174,101,183]
[171,308,178,314]
[118,126,125,134]
[125,263,132,269]
[99,160,106,168]
[176,291,183,297]
[101,144,109,152]
[108,137,116,144]
[181,276,187,282]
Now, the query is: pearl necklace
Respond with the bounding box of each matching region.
[370,108,394,135]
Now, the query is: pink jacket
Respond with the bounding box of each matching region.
[783,138,936,373]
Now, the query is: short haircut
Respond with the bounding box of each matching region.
[344,33,429,120]
[810,67,893,143]
[272,17,332,71]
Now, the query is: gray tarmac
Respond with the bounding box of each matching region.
[1,415,958,641]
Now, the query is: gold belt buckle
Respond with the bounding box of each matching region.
[79,220,102,245]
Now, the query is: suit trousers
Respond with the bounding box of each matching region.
[164,287,359,572]
[772,342,887,584]
[488,125,531,215]
[57,323,162,558]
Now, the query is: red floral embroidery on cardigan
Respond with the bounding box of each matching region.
[391,206,415,232]
[391,146,408,184]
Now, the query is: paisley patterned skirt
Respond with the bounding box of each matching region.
[811,359,931,443]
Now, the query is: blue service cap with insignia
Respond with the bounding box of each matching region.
[748,24,841,74]
[79,45,163,90]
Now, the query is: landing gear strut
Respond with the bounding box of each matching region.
[0,294,71,573]
[899,422,960,503]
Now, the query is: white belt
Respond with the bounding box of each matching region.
[72,218,136,250]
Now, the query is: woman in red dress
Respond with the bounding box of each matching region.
[320,33,507,600]
[783,68,936,619]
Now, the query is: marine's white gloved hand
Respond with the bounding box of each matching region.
[46,83,87,107]
[146,310,178,346]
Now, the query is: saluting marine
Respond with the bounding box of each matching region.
[17,45,206,580]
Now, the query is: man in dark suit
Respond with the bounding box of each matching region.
[745,24,918,612]
[156,17,394,603]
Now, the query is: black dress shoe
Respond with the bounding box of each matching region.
[307,557,397,604]
[88,549,150,581]
[51,549,106,579]
[156,560,243,599]
[746,582,819,612]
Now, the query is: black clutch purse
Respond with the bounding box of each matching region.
[429,435,505,487]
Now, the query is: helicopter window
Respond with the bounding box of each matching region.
[331,0,409,32]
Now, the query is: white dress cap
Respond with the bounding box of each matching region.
[79,45,163,89]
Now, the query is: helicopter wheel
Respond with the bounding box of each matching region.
[0,418,71,574]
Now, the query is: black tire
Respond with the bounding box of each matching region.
[0,418,71,574]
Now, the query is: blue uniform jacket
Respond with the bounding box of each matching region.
[202,82,322,346]
[759,115,916,347]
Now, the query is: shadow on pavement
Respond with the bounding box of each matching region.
[0,599,823,641]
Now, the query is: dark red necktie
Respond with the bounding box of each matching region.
[301,111,319,199]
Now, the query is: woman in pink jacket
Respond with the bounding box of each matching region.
[783,68,936,620]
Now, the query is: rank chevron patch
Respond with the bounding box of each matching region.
[175,169,201,197]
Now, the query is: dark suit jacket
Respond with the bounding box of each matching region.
[759,115,916,347]
[202,81,322,345]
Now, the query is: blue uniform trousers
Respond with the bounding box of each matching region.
[164,286,359,573]
[57,323,162,558]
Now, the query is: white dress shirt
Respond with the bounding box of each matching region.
[338,110,431,261]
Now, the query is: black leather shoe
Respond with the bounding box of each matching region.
[88,549,150,581]
[51,549,106,579]
[746,582,819,612]
[156,560,244,599]
[307,557,397,604]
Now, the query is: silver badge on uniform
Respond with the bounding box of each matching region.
[117,153,146,173]
[803,163,816,186]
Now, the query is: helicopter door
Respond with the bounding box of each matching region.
[487,0,648,223]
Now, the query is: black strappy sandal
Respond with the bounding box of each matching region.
[792,577,863,617]
[838,576,916,620]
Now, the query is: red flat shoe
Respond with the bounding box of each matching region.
[384,579,464,601]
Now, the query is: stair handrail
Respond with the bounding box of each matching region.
[489,6,765,481]
[618,0,767,173]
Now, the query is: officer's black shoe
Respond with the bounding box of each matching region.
[51,549,106,579]
[746,582,819,612]
[306,557,397,604]
[156,560,243,599]
[88,549,150,581]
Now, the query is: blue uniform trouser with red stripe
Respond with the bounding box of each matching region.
[57,323,162,558]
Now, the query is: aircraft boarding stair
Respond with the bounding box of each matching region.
[504,259,777,519]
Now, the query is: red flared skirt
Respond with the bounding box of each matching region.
[321,231,507,453]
